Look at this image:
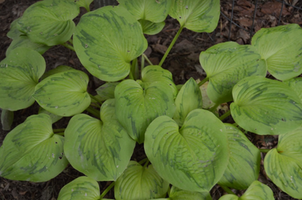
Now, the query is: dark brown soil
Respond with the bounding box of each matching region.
[0,0,302,199]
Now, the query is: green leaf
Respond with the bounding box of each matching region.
[264,126,302,199]
[33,68,91,117]
[64,99,135,181]
[17,0,79,46]
[6,36,50,56]
[169,186,212,200]
[285,77,302,103]
[1,109,14,131]
[199,42,266,104]
[144,109,229,192]
[75,0,93,11]
[115,66,176,143]
[114,161,169,200]
[230,76,302,135]
[7,18,23,39]
[169,0,220,32]
[251,24,302,81]
[240,180,274,200]
[219,194,238,200]
[218,124,260,190]
[95,82,119,102]
[118,0,171,23]
[58,176,100,200]
[74,6,147,81]
[38,107,62,124]
[0,48,46,111]
[173,78,202,126]
[139,20,165,35]
[0,114,68,182]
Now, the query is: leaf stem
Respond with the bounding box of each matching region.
[219,110,231,121]
[100,181,115,199]
[198,77,209,87]
[68,38,73,45]
[259,148,271,153]
[61,42,75,51]
[143,53,153,66]
[143,160,150,168]
[53,128,65,133]
[90,94,103,104]
[159,26,184,66]
[209,102,220,112]
[138,157,148,165]
[85,106,100,118]
[219,184,236,195]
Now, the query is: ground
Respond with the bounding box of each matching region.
[0,0,302,199]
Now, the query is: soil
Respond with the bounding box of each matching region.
[0,0,302,199]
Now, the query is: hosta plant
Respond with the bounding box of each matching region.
[1,0,302,199]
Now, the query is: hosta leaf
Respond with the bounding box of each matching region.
[64,99,135,181]
[219,181,274,200]
[0,114,68,182]
[6,36,50,56]
[58,176,100,200]
[74,6,147,81]
[199,42,266,104]
[115,66,176,143]
[144,109,229,192]
[75,0,93,11]
[251,24,302,80]
[264,126,302,199]
[114,161,169,200]
[173,78,202,126]
[118,0,171,23]
[0,48,46,111]
[219,194,238,200]
[7,18,22,39]
[95,82,119,102]
[285,77,302,103]
[38,107,62,124]
[169,186,212,200]
[219,124,260,190]
[240,180,274,200]
[33,69,90,117]
[139,20,165,35]
[1,109,14,131]
[231,76,302,135]
[169,0,220,32]
[17,0,79,46]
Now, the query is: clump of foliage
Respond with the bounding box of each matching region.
[1,0,302,199]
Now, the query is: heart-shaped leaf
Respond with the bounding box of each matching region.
[57,176,100,200]
[95,82,119,102]
[75,0,93,11]
[251,24,302,81]
[168,186,212,200]
[33,68,91,117]
[218,124,260,190]
[118,0,171,23]
[0,48,46,111]
[6,36,50,56]
[7,18,22,40]
[64,99,135,181]
[173,77,202,126]
[115,66,176,143]
[199,42,266,104]
[231,76,302,135]
[74,6,147,81]
[219,180,274,200]
[169,0,220,32]
[264,126,302,199]
[286,77,302,103]
[139,20,165,35]
[144,109,229,192]
[0,114,68,182]
[17,0,79,46]
[114,161,169,200]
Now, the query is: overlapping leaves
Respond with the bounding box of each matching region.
[64,99,135,181]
